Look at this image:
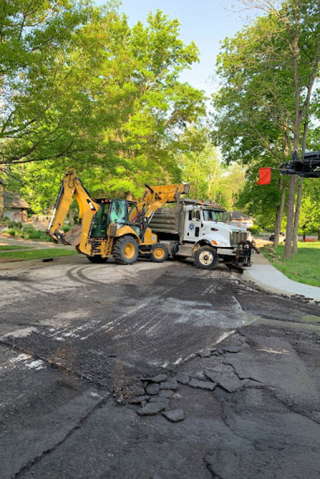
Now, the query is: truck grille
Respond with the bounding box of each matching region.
[231,231,248,246]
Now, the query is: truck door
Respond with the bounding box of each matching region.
[185,208,202,240]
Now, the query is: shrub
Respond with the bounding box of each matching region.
[22,225,37,234]
[7,228,16,236]
[27,231,41,240]
[62,224,72,233]
[28,230,52,242]
[248,225,260,234]
[8,221,22,229]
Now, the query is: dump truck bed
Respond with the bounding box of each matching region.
[149,205,185,240]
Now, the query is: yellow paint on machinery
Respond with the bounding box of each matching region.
[47,169,188,265]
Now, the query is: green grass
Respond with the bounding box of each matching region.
[0,248,78,262]
[0,245,33,251]
[262,242,320,287]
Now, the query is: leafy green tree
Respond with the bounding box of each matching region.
[236,161,285,230]
[177,128,245,209]
[2,6,206,211]
[97,10,206,195]
[0,0,97,161]
[213,0,320,255]
[299,180,320,239]
[213,13,293,245]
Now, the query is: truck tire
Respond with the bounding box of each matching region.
[113,236,139,265]
[194,246,219,270]
[150,243,168,263]
[86,255,108,263]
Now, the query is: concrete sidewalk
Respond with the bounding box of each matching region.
[243,251,320,301]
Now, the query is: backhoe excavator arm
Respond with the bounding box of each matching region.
[46,169,100,253]
[133,183,190,223]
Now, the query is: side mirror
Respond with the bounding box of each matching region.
[191,208,199,221]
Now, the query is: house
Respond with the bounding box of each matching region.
[229,210,254,228]
[3,191,31,222]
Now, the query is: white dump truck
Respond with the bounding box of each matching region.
[149,199,258,270]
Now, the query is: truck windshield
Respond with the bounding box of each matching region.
[203,209,226,222]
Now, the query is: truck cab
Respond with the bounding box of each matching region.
[150,200,253,270]
[183,204,238,247]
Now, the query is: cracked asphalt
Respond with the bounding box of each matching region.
[1,255,320,478]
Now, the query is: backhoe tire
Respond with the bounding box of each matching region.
[86,255,108,263]
[194,246,219,270]
[113,236,139,265]
[150,243,168,263]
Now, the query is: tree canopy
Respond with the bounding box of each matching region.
[213,0,320,244]
[1,1,209,208]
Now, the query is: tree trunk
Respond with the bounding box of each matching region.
[273,177,286,248]
[284,174,297,259]
[292,175,303,254]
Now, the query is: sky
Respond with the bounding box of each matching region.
[94,0,258,96]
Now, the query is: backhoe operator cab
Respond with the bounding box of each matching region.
[46,169,189,265]
[90,199,141,238]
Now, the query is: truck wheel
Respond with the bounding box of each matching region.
[113,236,139,265]
[86,255,108,263]
[194,246,219,270]
[150,244,168,263]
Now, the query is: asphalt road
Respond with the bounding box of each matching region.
[1,256,320,479]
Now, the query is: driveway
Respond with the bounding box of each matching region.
[1,257,320,478]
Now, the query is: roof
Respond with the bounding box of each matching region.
[230,210,254,221]
[4,191,31,209]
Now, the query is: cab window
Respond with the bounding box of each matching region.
[191,209,201,221]
[109,200,127,224]
[91,203,109,237]
[203,210,215,221]
[203,209,227,222]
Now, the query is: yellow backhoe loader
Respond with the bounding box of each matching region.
[46,169,189,265]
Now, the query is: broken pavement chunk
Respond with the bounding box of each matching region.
[149,397,170,409]
[137,402,166,416]
[160,380,178,391]
[214,374,249,393]
[223,346,242,354]
[188,378,216,391]
[175,373,190,385]
[146,383,160,395]
[162,409,185,423]
[204,370,217,382]
[198,349,211,358]
[191,371,207,381]
[159,389,174,399]
[128,395,150,405]
[140,374,167,383]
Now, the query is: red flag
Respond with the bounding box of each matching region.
[257,168,271,185]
